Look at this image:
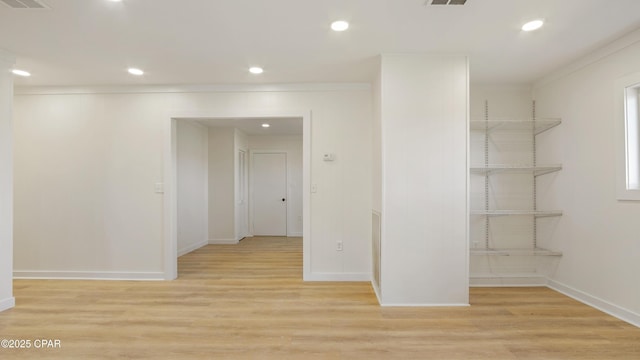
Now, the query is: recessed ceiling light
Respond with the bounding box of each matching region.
[522,19,544,32]
[331,20,349,32]
[109,0,123,2]
[261,123,270,128]
[11,69,31,77]
[128,68,144,76]
[249,67,264,74]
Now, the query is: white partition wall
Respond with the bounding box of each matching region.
[208,127,236,243]
[176,120,209,256]
[0,50,15,311]
[378,54,469,305]
[13,85,371,282]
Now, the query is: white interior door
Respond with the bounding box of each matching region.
[252,152,287,236]
[237,149,249,239]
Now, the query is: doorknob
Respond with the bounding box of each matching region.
[282,198,286,202]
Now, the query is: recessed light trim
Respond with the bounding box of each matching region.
[261,123,270,128]
[331,20,349,32]
[128,68,144,76]
[249,67,264,74]
[522,19,544,32]
[11,69,31,77]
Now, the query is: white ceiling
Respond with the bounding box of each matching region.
[2,0,640,86]
[192,117,303,136]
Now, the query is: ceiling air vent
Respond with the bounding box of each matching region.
[0,0,48,9]
[428,0,467,5]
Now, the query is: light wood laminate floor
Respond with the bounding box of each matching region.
[1,236,639,359]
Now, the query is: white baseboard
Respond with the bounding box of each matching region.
[304,272,371,282]
[14,271,165,281]
[470,275,548,287]
[547,279,640,328]
[0,297,15,312]
[471,283,547,287]
[287,232,303,237]
[208,239,239,245]
[178,240,208,257]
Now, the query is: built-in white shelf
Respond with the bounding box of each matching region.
[470,164,562,177]
[470,119,561,135]
[470,102,563,276]
[470,248,563,257]
[471,210,563,218]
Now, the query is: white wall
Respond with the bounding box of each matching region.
[379,54,468,305]
[533,33,640,325]
[13,86,372,281]
[176,120,208,256]
[372,59,382,213]
[0,50,15,311]
[208,127,236,243]
[249,134,303,237]
[234,128,249,240]
[371,60,383,295]
[308,90,372,278]
[13,93,165,279]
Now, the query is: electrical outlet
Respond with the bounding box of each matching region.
[336,241,343,251]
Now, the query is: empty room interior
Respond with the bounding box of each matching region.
[1,0,640,359]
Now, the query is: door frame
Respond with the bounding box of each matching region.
[249,150,289,237]
[164,110,311,281]
[237,148,249,240]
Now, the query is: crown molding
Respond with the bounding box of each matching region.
[15,82,371,95]
[534,27,640,89]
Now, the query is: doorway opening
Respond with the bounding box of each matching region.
[165,112,311,281]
